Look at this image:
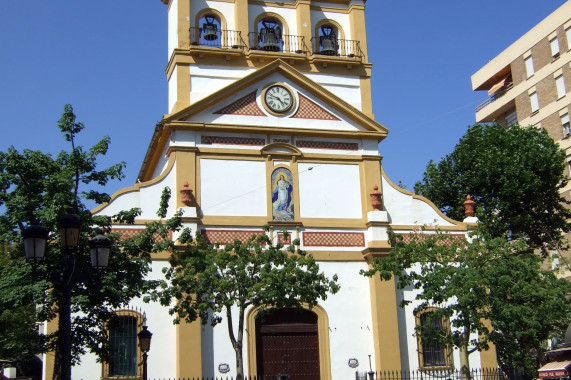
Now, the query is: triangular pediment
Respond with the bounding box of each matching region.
[163,60,388,136]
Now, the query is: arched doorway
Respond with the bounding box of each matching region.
[255,308,320,380]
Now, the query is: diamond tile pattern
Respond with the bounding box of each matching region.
[296,140,358,150]
[398,233,465,246]
[202,229,266,245]
[213,91,266,116]
[202,135,266,146]
[292,94,340,120]
[111,228,172,241]
[303,232,365,247]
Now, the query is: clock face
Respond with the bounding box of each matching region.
[264,85,294,113]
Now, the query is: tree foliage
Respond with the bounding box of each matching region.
[362,230,571,379]
[158,229,340,379]
[0,105,179,377]
[414,123,570,250]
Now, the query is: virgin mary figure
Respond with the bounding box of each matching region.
[272,172,294,221]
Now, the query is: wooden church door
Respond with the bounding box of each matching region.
[256,308,320,380]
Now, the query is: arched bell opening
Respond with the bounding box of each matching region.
[257,18,283,52]
[196,14,221,46]
[201,15,220,41]
[317,25,339,56]
[190,9,226,47]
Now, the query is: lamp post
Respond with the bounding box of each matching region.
[22,214,111,380]
[138,325,153,380]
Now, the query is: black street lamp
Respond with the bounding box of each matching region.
[138,325,153,380]
[22,214,112,380]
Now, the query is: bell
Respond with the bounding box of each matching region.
[202,16,218,41]
[319,25,337,55]
[261,31,280,51]
[320,36,337,55]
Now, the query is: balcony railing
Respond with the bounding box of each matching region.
[475,82,514,112]
[247,33,309,54]
[310,37,364,59]
[189,28,244,49]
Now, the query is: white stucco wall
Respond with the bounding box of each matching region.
[167,0,178,59]
[200,158,267,216]
[168,62,178,113]
[189,65,253,104]
[93,161,177,220]
[298,162,362,219]
[381,176,455,227]
[305,73,362,110]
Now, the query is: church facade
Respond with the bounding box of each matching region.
[52,1,497,379]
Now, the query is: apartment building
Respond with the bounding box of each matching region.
[471,1,571,278]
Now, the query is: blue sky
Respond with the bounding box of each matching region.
[0,1,567,204]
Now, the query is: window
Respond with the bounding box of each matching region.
[556,75,566,99]
[562,113,570,138]
[506,110,518,127]
[109,316,138,376]
[525,56,534,78]
[416,310,451,368]
[530,91,539,113]
[566,27,571,51]
[550,37,560,59]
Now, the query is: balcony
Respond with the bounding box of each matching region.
[246,32,309,63]
[475,82,514,112]
[310,37,364,59]
[186,27,365,67]
[189,27,245,59]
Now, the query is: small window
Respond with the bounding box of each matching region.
[550,37,560,59]
[109,316,138,376]
[562,113,570,138]
[506,110,518,127]
[566,27,571,51]
[257,18,283,52]
[530,91,539,113]
[317,25,339,56]
[556,75,566,99]
[417,310,451,368]
[525,56,534,78]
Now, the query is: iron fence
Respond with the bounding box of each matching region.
[189,28,244,49]
[146,367,526,380]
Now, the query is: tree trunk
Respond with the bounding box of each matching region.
[226,305,245,380]
[460,328,471,380]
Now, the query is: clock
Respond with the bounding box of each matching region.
[264,84,294,114]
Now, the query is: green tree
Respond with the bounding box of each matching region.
[159,229,340,379]
[362,230,571,379]
[0,105,179,379]
[414,123,570,251]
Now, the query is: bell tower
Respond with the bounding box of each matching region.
[161,0,373,119]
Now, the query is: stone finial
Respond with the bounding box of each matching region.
[463,194,476,217]
[179,181,193,206]
[370,185,382,211]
